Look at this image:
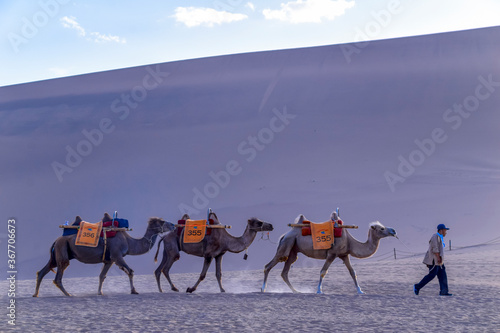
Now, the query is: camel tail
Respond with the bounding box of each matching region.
[154,236,164,263]
[278,234,286,245]
[277,233,293,250]
[49,241,57,273]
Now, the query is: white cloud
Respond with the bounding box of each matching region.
[60,16,126,43]
[173,7,248,27]
[246,2,256,11]
[90,32,126,44]
[60,16,86,36]
[263,0,355,24]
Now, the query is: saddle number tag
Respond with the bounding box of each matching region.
[183,220,207,243]
[75,221,102,247]
[309,221,334,250]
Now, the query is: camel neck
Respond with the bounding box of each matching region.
[227,225,257,253]
[127,228,158,255]
[348,229,381,259]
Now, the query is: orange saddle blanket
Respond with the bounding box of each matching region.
[75,221,102,247]
[309,221,334,250]
[177,219,216,237]
[183,220,207,243]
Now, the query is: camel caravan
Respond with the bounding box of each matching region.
[34,208,396,297]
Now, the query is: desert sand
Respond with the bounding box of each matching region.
[3,241,499,332]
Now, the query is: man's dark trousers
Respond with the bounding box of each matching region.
[415,264,449,295]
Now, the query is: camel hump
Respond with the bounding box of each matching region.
[102,212,113,222]
[72,216,83,225]
[331,211,339,221]
[294,214,306,224]
[181,214,190,220]
[208,212,220,224]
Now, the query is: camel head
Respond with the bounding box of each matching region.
[247,217,274,232]
[369,221,396,239]
[148,217,175,234]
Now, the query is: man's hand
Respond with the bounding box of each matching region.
[435,253,443,265]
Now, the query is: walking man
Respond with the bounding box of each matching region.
[414,224,453,296]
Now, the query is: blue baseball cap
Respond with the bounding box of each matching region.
[437,224,450,231]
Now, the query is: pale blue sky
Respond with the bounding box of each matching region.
[1,0,500,87]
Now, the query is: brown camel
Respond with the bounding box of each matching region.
[154,212,273,293]
[33,213,174,297]
[261,212,397,294]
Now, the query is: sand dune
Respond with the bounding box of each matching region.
[2,25,500,333]
[3,242,499,332]
[2,26,500,280]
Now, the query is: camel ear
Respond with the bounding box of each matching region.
[371,225,376,230]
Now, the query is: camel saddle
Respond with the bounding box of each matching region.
[177,219,216,237]
[301,219,344,237]
[62,217,129,238]
[100,218,129,238]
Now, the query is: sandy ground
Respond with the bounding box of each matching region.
[2,243,500,332]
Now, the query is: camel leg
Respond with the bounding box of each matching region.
[155,251,181,292]
[316,253,337,294]
[33,259,56,297]
[33,243,57,297]
[156,253,180,292]
[281,248,299,293]
[186,256,213,293]
[215,254,225,293]
[154,252,168,293]
[262,256,280,292]
[341,255,364,294]
[262,237,295,292]
[53,260,72,296]
[98,262,114,296]
[262,255,283,292]
[163,256,180,292]
[115,258,138,294]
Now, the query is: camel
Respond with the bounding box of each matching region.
[33,213,174,297]
[261,211,397,294]
[154,212,273,293]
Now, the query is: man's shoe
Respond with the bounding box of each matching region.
[413,284,419,295]
[439,293,453,296]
